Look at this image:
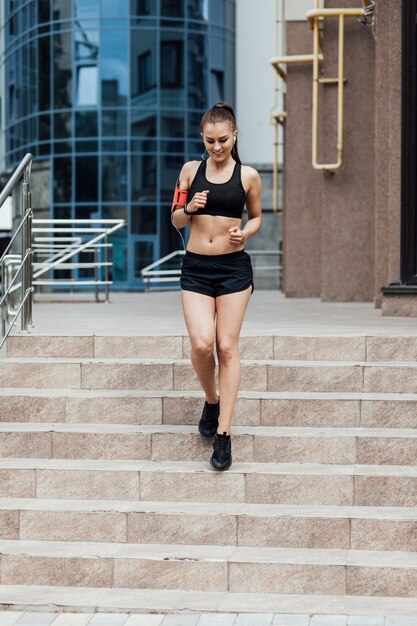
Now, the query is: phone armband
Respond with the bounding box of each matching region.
[171,180,188,213]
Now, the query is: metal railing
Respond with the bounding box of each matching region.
[141,249,282,290]
[0,153,125,350]
[30,219,124,302]
[0,153,34,350]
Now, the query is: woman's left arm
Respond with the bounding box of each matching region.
[229,167,262,245]
[242,167,262,241]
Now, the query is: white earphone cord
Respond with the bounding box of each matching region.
[171,211,186,252]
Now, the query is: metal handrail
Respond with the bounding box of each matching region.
[0,153,33,349]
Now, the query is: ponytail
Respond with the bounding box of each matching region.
[200,102,242,164]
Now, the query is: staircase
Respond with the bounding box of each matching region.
[0,332,417,615]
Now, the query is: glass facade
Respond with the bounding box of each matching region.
[0,0,236,287]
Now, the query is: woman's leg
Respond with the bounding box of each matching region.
[215,286,252,434]
[181,290,218,403]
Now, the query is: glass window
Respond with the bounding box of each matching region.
[38,113,51,141]
[102,155,128,201]
[131,154,157,202]
[54,140,72,153]
[38,35,51,111]
[74,0,99,21]
[102,109,127,136]
[134,240,154,279]
[54,205,72,219]
[131,205,157,234]
[188,0,208,21]
[161,0,184,17]
[131,0,157,15]
[53,32,72,109]
[188,111,202,138]
[76,66,98,106]
[131,29,156,100]
[210,69,224,102]
[76,111,97,137]
[52,0,72,21]
[76,156,98,201]
[161,112,184,137]
[101,30,128,105]
[161,39,183,87]
[188,33,207,108]
[131,113,157,151]
[75,205,100,219]
[75,139,98,152]
[54,157,72,203]
[54,112,71,138]
[210,0,225,24]
[102,139,128,152]
[160,31,184,107]
[38,0,51,23]
[101,0,128,17]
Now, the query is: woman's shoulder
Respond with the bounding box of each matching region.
[240,164,261,184]
[179,160,202,184]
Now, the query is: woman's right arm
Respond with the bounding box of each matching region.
[172,163,193,229]
[171,162,209,229]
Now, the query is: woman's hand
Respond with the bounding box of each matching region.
[188,190,209,212]
[228,226,246,246]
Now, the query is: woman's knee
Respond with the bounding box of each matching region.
[216,337,238,364]
[191,338,214,360]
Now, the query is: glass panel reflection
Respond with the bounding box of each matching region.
[74,0,99,22]
[134,240,154,278]
[188,34,206,108]
[54,112,72,138]
[131,29,156,104]
[38,35,51,111]
[101,30,128,105]
[52,0,72,21]
[131,205,157,234]
[76,156,98,201]
[102,155,128,201]
[101,0,128,17]
[131,154,157,202]
[161,0,184,17]
[76,111,98,136]
[102,109,127,136]
[188,0,208,20]
[54,157,72,203]
[38,0,51,23]
[53,32,72,109]
[131,111,156,137]
[160,31,184,107]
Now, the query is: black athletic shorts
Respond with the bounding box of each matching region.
[180,249,254,298]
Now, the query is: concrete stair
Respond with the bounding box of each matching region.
[0,333,416,613]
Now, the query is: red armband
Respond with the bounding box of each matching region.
[171,180,188,213]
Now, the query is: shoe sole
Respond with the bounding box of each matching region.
[198,423,217,437]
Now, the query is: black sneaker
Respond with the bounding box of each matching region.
[198,397,220,437]
[210,432,232,471]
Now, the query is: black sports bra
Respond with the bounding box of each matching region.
[188,160,246,219]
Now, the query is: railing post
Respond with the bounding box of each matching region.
[105,234,110,303]
[94,247,99,302]
[21,165,32,332]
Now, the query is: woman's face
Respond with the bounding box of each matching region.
[201,121,237,162]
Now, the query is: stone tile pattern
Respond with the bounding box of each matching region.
[2,332,417,609]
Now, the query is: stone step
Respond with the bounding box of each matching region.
[0,458,417,506]
[7,333,417,362]
[2,357,417,393]
[1,497,416,552]
[1,388,417,428]
[3,585,417,616]
[0,539,417,596]
[0,423,417,466]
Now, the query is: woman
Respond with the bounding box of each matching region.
[171,102,262,471]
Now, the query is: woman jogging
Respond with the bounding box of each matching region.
[171,102,262,471]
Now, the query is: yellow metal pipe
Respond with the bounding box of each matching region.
[270,54,324,81]
[311,11,320,168]
[307,8,365,19]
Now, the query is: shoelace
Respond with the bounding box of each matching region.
[217,433,230,449]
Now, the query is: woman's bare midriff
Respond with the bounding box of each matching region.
[186,214,244,255]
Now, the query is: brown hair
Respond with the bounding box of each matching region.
[200,102,241,164]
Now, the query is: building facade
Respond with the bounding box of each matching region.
[0,0,236,287]
[277,0,417,315]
